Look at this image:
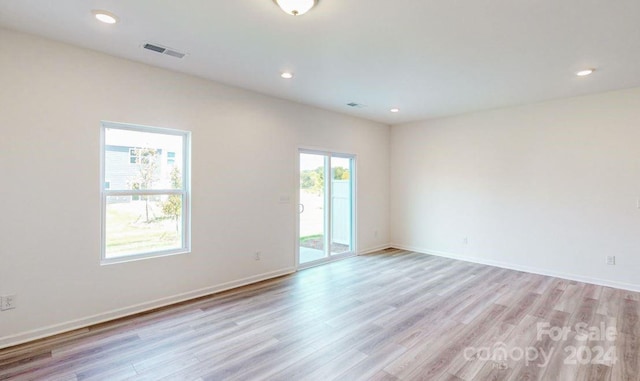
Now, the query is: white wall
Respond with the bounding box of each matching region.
[391,87,640,291]
[0,29,390,347]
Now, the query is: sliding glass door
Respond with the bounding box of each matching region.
[299,150,355,266]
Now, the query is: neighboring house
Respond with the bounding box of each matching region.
[105,145,176,202]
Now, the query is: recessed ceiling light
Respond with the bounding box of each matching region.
[390,108,400,113]
[281,72,294,79]
[576,69,594,77]
[92,10,119,24]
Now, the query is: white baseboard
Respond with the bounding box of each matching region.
[391,243,640,293]
[0,267,296,350]
[358,244,393,255]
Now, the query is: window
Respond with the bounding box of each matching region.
[101,121,191,263]
[129,148,138,164]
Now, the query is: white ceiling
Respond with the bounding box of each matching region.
[1,0,639,124]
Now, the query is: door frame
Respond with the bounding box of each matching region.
[295,147,357,270]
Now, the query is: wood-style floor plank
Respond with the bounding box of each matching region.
[1,249,638,380]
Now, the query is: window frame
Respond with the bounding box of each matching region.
[100,121,191,265]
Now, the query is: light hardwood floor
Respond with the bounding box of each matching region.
[0,249,638,380]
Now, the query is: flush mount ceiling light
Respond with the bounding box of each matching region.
[92,10,119,24]
[273,0,318,16]
[576,69,595,77]
[281,72,294,79]
[390,108,400,113]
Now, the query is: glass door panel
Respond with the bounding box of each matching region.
[330,157,353,255]
[299,153,328,264]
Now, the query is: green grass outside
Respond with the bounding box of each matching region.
[300,234,323,244]
[106,200,180,257]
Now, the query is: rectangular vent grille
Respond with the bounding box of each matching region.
[164,50,186,59]
[143,43,166,53]
[143,43,186,59]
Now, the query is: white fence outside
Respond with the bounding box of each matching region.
[331,180,351,246]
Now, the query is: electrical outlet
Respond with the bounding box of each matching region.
[255,251,261,261]
[606,256,616,265]
[463,237,469,245]
[1,295,16,311]
[374,230,379,238]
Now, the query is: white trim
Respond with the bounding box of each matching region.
[101,120,189,136]
[0,267,295,350]
[391,243,640,293]
[358,244,393,256]
[294,148,301,269]
[325,155,332,258]
[298,252,357,270]
[298,145,358,157]
[100,121,192,264]
[104,189,184,196]
[100,248,190,266]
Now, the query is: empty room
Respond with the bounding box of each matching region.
[0,0,639,380]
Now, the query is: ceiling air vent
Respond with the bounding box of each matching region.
[346,102,366,108]
[164,49,186,59]
[143,43,186,59]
